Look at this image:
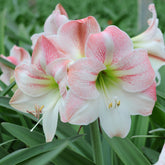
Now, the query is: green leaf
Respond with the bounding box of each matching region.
[150,102,165,127]
[0,139,16,147]
[142,147,159,164]
[0,56,16,69]
[20,149,66,165]
[130,116,149,148]
[0,81,15,96]
[0,146,8,159]
[0,81,13,97]
[54,148,95,165]
[2,122,45,147]
[57,120,93,160]
[0,96,37,121]
[149,128,165,134]
[131,135,162,139]
[0,139,69,165]
[104,133,151,165]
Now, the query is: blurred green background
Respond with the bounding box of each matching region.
[0,0,165,56]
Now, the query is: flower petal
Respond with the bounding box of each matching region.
[31,35,61,71]
[0,61,13,85]
[60,91,100,125]
[10,45,31,65]
[43,100,60,142]
[99,106,131,138]
[15,64,57,97]
[149,55,165,72]
[102,82,156,117]
[9,89,60,113]
[56,16,100,60]
[86,25,133,65]
[46,58,71,96]
[68,58,106,99]
[44,4,68,35]
[114,49,155,92]
[132,4,165,60]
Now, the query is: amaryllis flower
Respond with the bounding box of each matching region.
[31,3,69,49]
[154,144,165,165]
[0,46,30,86]
[61,26,156,138]
[10,36,69,142]
[131,4,165,81]
[49,15,100,61]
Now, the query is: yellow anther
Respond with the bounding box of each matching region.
[39,105,44,112]
[117,100,120,106]
[108,102,113,109]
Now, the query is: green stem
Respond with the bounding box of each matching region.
[90,120,104,165]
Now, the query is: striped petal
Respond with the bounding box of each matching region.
[114,49,155,92]
[56,16,100,60]
[86,25,133,65]
[14,64,58,97]
[68,58,106,99]
[46,58,71,96]
[9,89,59,113]
[132,4,165,60]
[31,35,61,71]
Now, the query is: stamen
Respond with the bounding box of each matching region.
[39,105,44,112]
[27,104,44,119]
[108,96,121,110]
[116,100,120,107]
[108,102,113,108]
[30,117,43,132]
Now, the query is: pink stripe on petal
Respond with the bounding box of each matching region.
[55,4,68,17]
[86,32,111,64]
[32,36,60,71]
[115,49,155,92]
[15,64,54,97]
[57,16,100,60]
[104,26,133,64]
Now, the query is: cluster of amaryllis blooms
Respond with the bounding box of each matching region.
[0,4,165,158]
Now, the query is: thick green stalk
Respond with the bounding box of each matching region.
[90,120,104,165]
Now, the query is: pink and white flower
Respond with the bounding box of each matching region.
[154,143,165,165]
[49,16,101,61]
[61,26,156,138]
[0,46,30,86]
[132,4,165,82]
[10,36,68,142]
[31,3,69,49]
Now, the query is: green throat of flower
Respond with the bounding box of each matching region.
[48,76,59,89]
[96,66,121,110]
[96,66,120,91]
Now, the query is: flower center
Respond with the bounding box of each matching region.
[96,66,121,110]
[96,65,119,90]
